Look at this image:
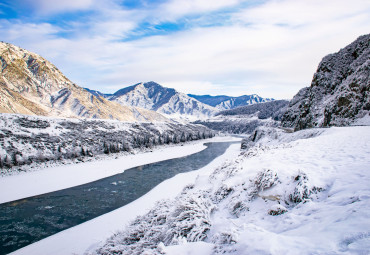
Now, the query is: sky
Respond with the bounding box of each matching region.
[0,0,369,99]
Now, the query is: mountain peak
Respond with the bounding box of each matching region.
[0,42,168,122]
[107,81,215,119]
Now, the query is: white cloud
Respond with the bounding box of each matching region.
[235,0,370,28]
[1,0,369,99]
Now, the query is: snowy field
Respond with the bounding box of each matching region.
[9,139,241,255]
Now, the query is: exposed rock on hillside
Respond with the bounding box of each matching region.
[107,82,216,119]
[281,34,370,130]
[0,42,167,122]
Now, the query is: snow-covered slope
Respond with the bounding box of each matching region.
[188,94,274,110]
[107,82,217,120]
[0,113,214,173]
[0,42,167,122]
[282,34,370,130]
[194,100,289,134]
[90,126,370,255]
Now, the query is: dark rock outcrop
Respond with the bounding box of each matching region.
[282,34,370,130]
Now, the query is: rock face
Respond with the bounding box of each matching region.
[188,94,274,110]
[282,34,370,130]
[107,81,216,119]
[0,42,167,122]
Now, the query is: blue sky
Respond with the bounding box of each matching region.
[0,0,369,98]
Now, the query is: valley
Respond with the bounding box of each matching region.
[0,9,368,255]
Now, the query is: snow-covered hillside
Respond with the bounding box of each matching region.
[89,126,370,255]
[193,114,279,135]
[0,113,214,174]
[194,100,289,134]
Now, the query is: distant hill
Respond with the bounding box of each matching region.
[85,82,274,120]
[188,94,274,110]
[194,100,289,134]
[0,42,167,122]
[217,100,289,120]
[282,34,370,130]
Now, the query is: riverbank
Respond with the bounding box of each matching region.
[89,126,369,255]
[10,140,241,255]
[0,136,240,204]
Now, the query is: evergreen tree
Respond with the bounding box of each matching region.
[12,153,18,166]
[81,147,86,156]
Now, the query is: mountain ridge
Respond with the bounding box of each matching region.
[91,81,217,119]
[0,42,167,122]
[281,33,370,130]
[85,82,274,119]
[188,93,274,110]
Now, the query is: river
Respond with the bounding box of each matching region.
[0,142,236,255]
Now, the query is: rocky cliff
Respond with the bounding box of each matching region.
[281,34,370,130]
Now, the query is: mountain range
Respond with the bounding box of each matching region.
[85,82,274,119]
[0,42,167,122]
[188,94,273,110]
[0,40,273,122]
[106,82,216,119]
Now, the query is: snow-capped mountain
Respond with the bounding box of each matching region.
[282,34,370,130]
[188,94,274,110]
[0,42,167,122]
[107,82,216,119]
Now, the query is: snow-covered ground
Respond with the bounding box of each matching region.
[0,136,238,204]
[7,126,370,255]
[82,126,368,255]
[10,139,241,255]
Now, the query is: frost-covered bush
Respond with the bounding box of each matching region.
[254,169,279,191]
[166,192,215,243]
[289,172,323,203]
[93,191,215,255]
[268,204,288,216]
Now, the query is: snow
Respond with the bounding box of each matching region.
[9,139,241,255]
[159,241,214,255]
[87,126,368,254]
[0,138,222,204]
[6,126,370,255]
